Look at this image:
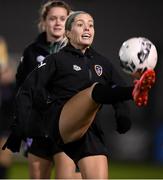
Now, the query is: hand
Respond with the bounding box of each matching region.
[2,131,22,152]
[113,102,131,134]
[116,116,131,134]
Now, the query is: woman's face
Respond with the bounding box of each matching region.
[43,7,68,42]
[67,13,95,51]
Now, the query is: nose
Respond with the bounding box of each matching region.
[84,25,89,31]
[56,18,61,25]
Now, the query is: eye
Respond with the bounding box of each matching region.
[77,23,83,27]
[60,16,66,22]
[89,24,94,28]
[48,16,56,21]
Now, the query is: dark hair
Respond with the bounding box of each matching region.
[38,0,71,32]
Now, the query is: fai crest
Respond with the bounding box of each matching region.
[36,55,45,63]
[94,65,103,76]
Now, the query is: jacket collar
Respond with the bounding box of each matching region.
[64,43,94,58]
[35,32,68,54]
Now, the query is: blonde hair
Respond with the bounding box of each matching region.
[38,0,71,32]
[65,11,86,31]
[0,37,8,69]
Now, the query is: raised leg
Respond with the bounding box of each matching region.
[59,84,101,143]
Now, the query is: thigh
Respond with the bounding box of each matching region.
[28,153,53,179]
[53,152,81,179]
[0,137,13,166]
[59,84,101,143]
[78,155,108,179]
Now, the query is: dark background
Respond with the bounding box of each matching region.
[0,0,163,162]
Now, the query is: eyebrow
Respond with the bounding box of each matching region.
[75,19,94,23]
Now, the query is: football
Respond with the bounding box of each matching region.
[119,37,158,75]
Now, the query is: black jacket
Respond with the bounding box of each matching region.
[2,33,68,152]
[16,32,50,89]
[3,44,131,152]
[16,32,67,89]
[19,43,131,135]
[33,44,126,101]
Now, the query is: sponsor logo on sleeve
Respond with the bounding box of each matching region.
[73,64,82,71]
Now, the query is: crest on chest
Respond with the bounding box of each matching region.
[94,65,103,76]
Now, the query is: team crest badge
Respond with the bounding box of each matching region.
[94,65,103,76]
[36,55,45,63]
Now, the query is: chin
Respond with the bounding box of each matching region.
[82,42,92,46]
[52,34,63,39]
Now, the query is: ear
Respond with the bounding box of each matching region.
[65,30,71,39]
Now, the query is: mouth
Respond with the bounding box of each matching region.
[53,28,62,31]
[81,33,91,39]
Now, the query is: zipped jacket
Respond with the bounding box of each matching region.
[18,43,131,136]
[33,44,127,102]
[3,43,131,152]
[16,32,68,89]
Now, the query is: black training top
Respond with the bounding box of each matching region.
[31,43,126,104]
[16,32,67,90]
[3,43,130,153]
